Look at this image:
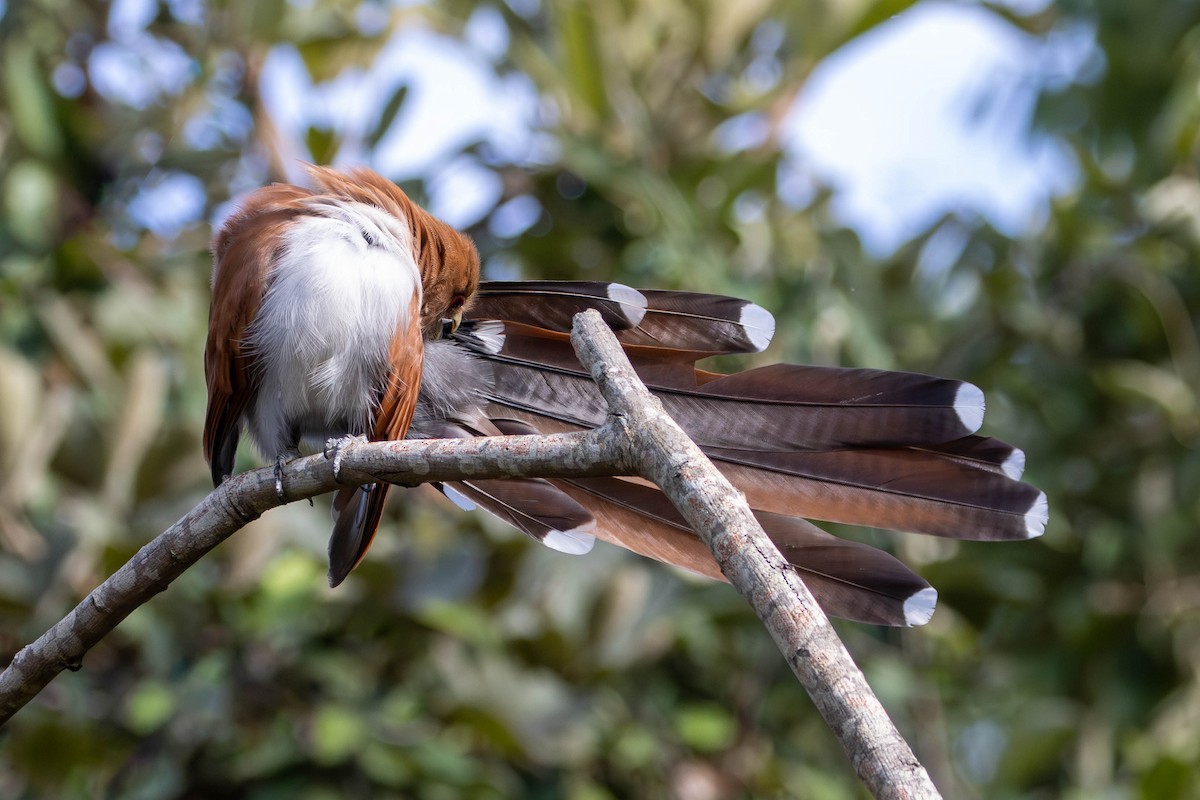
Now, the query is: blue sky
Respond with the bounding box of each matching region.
[783,1,1091,252]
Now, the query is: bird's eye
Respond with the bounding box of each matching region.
[361,229,376,246]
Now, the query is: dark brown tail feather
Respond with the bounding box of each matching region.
[491,418,937,626]
[708,446,1047,540]
[471,282,774,356]
[432,281,1047,624]
[559,476,935,626]
[438,480,596,554]
[488,411,1046,542]
[420,418,597,553]
[328,483,390,587]
[460,324,986,449]
[473,281,647,332]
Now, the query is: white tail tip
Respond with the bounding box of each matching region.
[1001,447,1027,480]
[607,283,648,327]
[543,527,596,555]
[954,383,986,433]
[1024,492,1049,539]
[904,587,938,627]
[442,485,477,512]
[740,302,776,352]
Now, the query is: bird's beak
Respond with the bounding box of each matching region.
[439,309,463,339]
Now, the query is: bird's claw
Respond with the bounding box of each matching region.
[274,448,302,499]
[273,456,286,499]
[325,435,368,482]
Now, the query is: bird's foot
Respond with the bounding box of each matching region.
[273,449,301,499]
[324,434,368,482]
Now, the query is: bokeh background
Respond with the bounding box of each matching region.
[2,0,1198,797]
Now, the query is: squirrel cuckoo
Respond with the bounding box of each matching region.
[205,165,1047,626]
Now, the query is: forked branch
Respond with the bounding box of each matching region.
[0,310,940,800]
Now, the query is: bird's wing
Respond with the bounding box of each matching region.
[203,188,310,487]
[327,295,427,587]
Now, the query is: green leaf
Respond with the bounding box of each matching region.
[3,42,63,158]
[4,159,59,250]
[613,725,658,770]
[305,126,339,165]
[125,681,176,734]
[261,550,321,599]
[674,704,737,752]
[310,705,367,765]
[410,739,479,785]
[1140,756,1193,800]
[557,1,608,124]
[360,741,414,788]
[416,600,501,647]
[847,0,923,39]
[366,83,410,150]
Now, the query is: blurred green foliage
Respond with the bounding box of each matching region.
[0,0,1197,797]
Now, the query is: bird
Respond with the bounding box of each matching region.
[203,165,480,585]
[204,165,1048,627]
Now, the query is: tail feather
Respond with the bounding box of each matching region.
[614,289,775,355]
[920,435,1028,480]
[562,476,934,626]
[486,413,1046,541]
[493,415,937,625]
[420,417,598,555]
[329,483,391,586]
[467,328,985,449]
[709,446,1048,541]
[469,282,775,356]
[689,364,985,444]
[440,479,596,555]
[473,281,647,332]
[420,280,1048,626]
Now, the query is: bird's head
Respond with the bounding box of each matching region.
[412,212,479,340]
[304,164,479,339]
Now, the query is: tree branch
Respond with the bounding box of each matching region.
[0,426,626,724]
[570,311,942,800]
[0,310,941,799]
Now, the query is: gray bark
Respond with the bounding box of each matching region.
[0,310,941,799]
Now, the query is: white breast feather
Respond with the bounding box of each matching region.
[245,200,421,458]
